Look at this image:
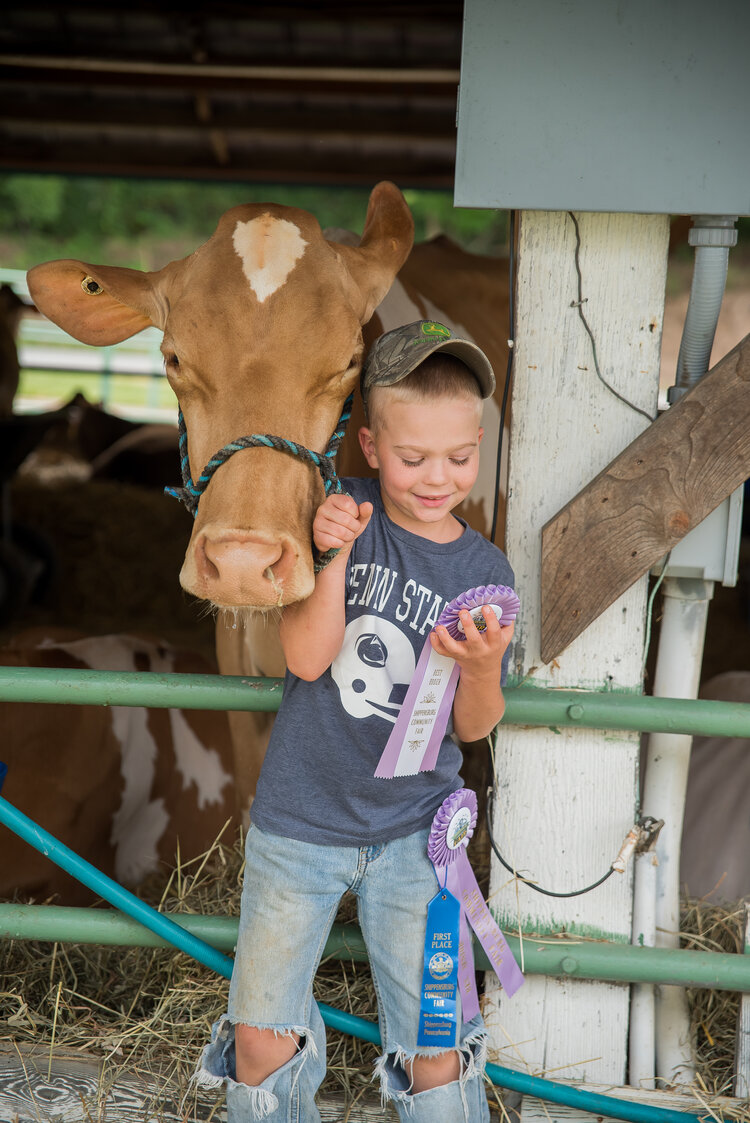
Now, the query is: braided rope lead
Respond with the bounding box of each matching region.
[164,395,353,574]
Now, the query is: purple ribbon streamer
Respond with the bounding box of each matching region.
[419,662,459,772]
[374,584,519,780]
[428,790,524,1024]
[374,640,458,778]
[446,854,524,998]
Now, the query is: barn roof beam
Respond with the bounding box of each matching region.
[0,92,456,144]
[0,161,454,189]
[0,55,461,89]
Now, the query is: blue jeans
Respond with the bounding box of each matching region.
[196,823,491,1122]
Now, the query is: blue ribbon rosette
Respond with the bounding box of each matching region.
[422,788,524,1038]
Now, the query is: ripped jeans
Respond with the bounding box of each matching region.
[197,823,490,1122]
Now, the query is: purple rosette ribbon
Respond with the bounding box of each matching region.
[374,584,519,779]
[437,584,519,640]
[429,789,524,1023]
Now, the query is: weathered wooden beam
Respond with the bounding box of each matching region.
[541,333,750,664]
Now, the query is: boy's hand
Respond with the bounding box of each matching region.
[429,607,514,681]
[313,494,373,554]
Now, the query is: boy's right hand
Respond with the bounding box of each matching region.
[313,494,373,554]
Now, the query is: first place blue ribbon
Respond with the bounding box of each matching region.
[419,789,524,1043]
[417,881,462,1047]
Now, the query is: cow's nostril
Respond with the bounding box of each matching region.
[196,538,220,582]
[266,540,299,590]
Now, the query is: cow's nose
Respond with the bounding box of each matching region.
[189,530,301,606]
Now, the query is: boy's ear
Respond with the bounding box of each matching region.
[477,426,484,445]
[358,426,379,469]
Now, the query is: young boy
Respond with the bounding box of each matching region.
[198,320,515,1123]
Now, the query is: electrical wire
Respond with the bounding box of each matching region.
[642,552,671,680]
[485,786,616,898]
[567,211,656,424]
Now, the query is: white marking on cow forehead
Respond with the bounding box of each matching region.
[233,214,308,303]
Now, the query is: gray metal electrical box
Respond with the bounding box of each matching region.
[455,0,750,215]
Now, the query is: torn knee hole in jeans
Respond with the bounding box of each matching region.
[375,1032,487,1099]
[195,1014,317,1094]
[234,1020,310,1051]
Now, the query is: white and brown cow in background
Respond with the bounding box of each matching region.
[27,182,511,811]
[1,628,237,904]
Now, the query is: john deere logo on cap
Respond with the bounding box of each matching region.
[421,321,451,340]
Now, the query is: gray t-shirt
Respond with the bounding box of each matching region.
[251,477,515,847]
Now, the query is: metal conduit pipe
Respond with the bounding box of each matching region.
[629,850,658,1089]
[3,668,750,738]
[638,579,713,1087]
[2,903,750,993]
[0,797,703,1123]
[669,214,738,403]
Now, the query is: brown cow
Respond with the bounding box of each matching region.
[27,182,415,612]
[0,628,237,904]
[26,185,511,810]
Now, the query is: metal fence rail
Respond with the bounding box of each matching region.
[2,667,750,738]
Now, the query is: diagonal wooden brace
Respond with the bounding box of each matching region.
[541,333,750,664]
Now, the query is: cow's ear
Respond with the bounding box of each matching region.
[27,260,166,345]
[332,181,414,324]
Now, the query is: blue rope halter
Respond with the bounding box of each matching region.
[164,394,353,573]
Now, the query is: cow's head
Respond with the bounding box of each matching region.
[28,182,413,610]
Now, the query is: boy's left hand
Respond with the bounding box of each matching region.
[429,607,514,680]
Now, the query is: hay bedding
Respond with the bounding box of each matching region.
[680,897,748,1105]
[0,835,396,1121]
[1,829,747,1122]
[0,831,527,1122]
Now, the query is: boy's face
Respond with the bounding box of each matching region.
[358,392,483,540]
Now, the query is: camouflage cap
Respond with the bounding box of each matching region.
[361,320,496,405]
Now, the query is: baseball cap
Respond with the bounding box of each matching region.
[361,320,496,405]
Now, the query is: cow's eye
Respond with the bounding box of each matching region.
[164,352,180,369]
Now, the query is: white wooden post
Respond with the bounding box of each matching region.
[484,211,670,1110]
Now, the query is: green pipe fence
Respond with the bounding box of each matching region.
[2,904,749,993]
[2,667,750,737]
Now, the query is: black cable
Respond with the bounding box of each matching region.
[490,209,516,545]
[567,211,655,424]
[485,787,616,899]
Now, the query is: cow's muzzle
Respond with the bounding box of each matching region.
[165,396,352,574]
